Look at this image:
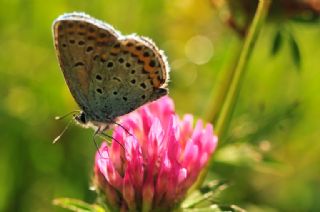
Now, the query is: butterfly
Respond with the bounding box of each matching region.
[52,12,169,135]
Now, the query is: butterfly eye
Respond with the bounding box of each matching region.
[80,113,86,123]
[75,112,87,124]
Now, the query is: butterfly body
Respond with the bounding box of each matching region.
[53,12,169,131]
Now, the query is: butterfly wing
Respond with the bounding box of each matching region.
[88,36,169,121]
[53,12,119,114]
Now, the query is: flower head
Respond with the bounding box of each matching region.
[94,96,218,212]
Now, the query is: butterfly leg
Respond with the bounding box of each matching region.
[93,128,106,158]
[105,118,134,137]
[101,132,125,151]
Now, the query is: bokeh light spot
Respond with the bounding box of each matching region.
[185,35,214,65]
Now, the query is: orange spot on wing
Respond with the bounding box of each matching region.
[152,78,161,88]
[110,48,121,54]
[121,39,165,88]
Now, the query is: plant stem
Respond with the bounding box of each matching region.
[189,0,272,194]
[215,0,272,138]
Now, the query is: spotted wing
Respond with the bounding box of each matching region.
[53,12,119,115]
[88,35,169,121]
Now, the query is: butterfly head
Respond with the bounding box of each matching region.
[73,111,111,133]
[74,111,88,125]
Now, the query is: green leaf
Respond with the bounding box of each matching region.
[53,198,106,212]
[271,30,283,56]
[289,33,301,70]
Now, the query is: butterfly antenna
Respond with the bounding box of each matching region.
[109,120,134,137]
[101,132,125,151]
[55,110,81,120]
[53,118,74,144]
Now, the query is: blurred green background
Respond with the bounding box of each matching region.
[0,0,319,211]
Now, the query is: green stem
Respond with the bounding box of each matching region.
[189,0,272,194]
[216,0,272,138]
